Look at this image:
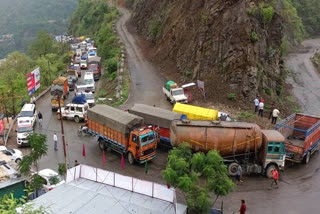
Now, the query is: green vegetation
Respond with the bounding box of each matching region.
[0,31,70,116]
[250,32,259,43]
[162,143,234,213]
[259,3,275,23]
[0,0,78,58]
[237,112,256,121]
[149,19,162,40]
[227,93,237,101]
[247,5,257,16]
[58,163,67,176]
[265,88,272,96]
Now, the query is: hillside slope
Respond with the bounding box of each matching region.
[130,0,286,105]
[0,0,78,58]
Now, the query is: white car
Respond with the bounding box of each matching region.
[0,146,23,163]
[35,169,65,192]
[57,103,88,123]
[19,104,37,127]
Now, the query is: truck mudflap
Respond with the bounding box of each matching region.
[138,151,156,164]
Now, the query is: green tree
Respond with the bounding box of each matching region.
[18,133,48,197]
[162,143,234,213]
[28,30,55,59]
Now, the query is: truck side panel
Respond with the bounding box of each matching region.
[88,119,128,149]
[304,122,320,153]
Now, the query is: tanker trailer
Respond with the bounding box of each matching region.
[170,120,286,178]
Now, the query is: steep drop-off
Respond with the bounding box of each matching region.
[131,0,285,104]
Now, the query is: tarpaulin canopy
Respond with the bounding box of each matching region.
[88,56,101,63]
[173,103,219,120]
[72,94,86,104]
[52,77,67,85]
[88,105,144,134]
[129,104,181,129]
[50,85,64,96]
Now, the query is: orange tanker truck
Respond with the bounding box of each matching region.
[87,105,157,164]
[170,120,286,178]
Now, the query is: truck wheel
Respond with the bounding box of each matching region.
[304,151,311,164]
[99,140,105,151]
[74,116,80,123]
[128,152,134,165]
[228,163,239,176]
[265,164,277,178]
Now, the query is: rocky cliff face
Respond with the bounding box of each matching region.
[131,0,285,104]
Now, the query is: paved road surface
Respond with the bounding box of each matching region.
[116,7,171,110]
[286,39,320,115]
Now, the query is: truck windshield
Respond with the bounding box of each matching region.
[84,79,94,85]
[172,89,184,96]
[17,127,33,133]
[140,133,154,143]
[85,94,94,100]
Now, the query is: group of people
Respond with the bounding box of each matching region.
[254,96,280,124]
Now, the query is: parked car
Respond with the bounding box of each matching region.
[0,146,23,163]
[57,103,88,123]
[34,169,65,192]
[16,121,33,147]
[18,104,37,127]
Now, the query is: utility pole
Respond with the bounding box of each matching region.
[56,91,67,175]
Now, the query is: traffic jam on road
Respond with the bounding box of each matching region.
[4,35,320,206]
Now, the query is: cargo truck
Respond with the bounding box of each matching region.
[170,120,286,178]
[163,81,188,104]
[87,105,158,164]
[88,56,102,80]
[128,104,181,147]
[50,77,69,111]
[275,113,320,164]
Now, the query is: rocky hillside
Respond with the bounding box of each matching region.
[130,0,286,105]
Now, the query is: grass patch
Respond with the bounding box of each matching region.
[250,32,259,43]
[227,93,237,101]
[237,112,256,121]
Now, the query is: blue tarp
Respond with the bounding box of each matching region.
[72,94,86,104]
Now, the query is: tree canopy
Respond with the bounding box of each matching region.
[162,143,234,213]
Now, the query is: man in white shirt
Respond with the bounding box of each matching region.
[53,133,58,151]
[272,108,280,124]
[258,101,264,117]
[254,96,259,113]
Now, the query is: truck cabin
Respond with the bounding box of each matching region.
[130,128,156,162]
[260,130,286,170]
[171,88,184,96]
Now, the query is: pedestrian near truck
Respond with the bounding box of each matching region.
[270,168,279,189]
[239,200,246,214]
[272,108,280,125]
[253,96,259,113]
[53,133,58,151]
[236,164,243,185]
[258,100,264,117]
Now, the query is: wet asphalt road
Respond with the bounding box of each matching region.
[286,38,320,116]
[11,7,320,214]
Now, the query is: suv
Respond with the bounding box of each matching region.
[57,103,88,123]
[19,104,37,127]
[16,117,34,147]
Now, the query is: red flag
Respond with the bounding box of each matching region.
[167,183,171,189]
[82,144,86,157]
[121,154,125,170]
[102,150,106,166]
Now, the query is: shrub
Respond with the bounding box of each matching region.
[259,4,274,23]
[250,32,259,43]
[149,19,161,39]
[265,88,272,96]
[237,112,255,121]
[106,57,118,74]
[185,69,191,77]
[247,6,257,16]
[227,93,237,101]
[109,72,116,81]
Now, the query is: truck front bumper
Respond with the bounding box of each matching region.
[138,151,156,164]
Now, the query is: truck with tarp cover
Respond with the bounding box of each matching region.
[128,104,181,147]
[170,120,286,178]
[50,77,69,111]
[87,105,157,164]
[275,113,320,164]
[173,103,219,120]
[87,56,101,80]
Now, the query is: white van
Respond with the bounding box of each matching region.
[19,104,37,127]
[83,72,95,93]
[16,117,33,147]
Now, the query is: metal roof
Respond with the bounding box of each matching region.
[31,178,187,214]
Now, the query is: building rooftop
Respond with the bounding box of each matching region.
[31,165,187,214]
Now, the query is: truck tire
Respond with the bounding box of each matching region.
[98,140,105,151]
[74,116,80,123]
[265,164,277,178]
[303,151,311,164]
[228,163,239,177]
[128,152,134,165]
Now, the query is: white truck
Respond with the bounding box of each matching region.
[163,81,188,104]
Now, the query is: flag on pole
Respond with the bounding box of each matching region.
[82,144,86,158]
[144,161,148,174]
[121,154,125,170]
[102,150,106,166]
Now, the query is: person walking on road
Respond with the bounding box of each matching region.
[236,164,243,185]
[258,99,264,117]
[272,108,280,125]
[38,111,43,128]
[239,200,246,214]
[53,133,58,151]
[271,168,279,189]
[254,96,259,113]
